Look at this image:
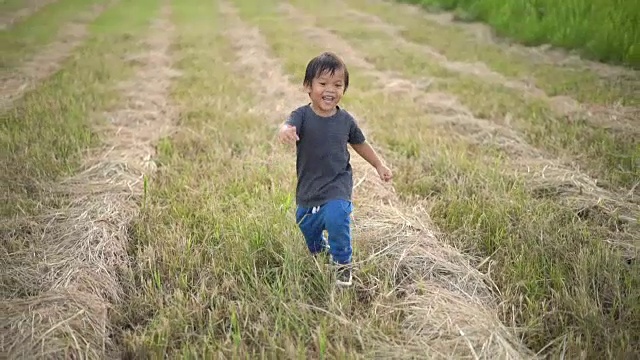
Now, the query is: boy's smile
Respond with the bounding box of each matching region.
[307,68,345,117]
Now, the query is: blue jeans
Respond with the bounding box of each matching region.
[295,199,353,265]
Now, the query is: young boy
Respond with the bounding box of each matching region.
[278,52,392,287]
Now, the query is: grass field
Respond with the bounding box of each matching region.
[395,0,640,68]
[1,0,638,359]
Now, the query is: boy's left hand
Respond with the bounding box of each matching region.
[376,164,392,182]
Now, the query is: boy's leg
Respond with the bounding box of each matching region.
[295,205,326,255]
[322,199,353,286]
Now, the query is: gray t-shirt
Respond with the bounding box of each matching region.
[285,104,366,208]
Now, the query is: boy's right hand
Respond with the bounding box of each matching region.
[279,124,299,144]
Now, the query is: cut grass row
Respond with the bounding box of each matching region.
[232,0,638,358]
[0,0,29,13]
[1,0,161,225]
[1,0,162,357]
[346,0,638,107]
[0,0,163,220]
[0,0,105,68]
[396,0,640,69]
[0,0,51,27]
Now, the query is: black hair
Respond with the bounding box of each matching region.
[303,52,349,93]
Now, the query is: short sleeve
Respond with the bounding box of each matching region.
[285,106,304,137]
[347,113,366,145]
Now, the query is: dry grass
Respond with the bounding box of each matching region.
[0,2,114,111]
[0,2,176,358]
[342,7,555,99]
[347,0,639,103]
[0,0,110,71]
[345,163,533,359]
[395,1,639,79]
[343,5,619,128]
[1,186,137,357]
[0,290,110,358]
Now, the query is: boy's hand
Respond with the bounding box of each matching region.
[279,124,299,144]
[376,164,392,182]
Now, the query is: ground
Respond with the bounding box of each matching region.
[0,0,638,359]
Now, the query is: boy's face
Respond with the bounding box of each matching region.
[306,68,345,116]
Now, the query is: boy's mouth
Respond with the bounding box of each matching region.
[321,95,335,104]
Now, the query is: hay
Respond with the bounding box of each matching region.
[1,160,143,301]
[0,3,176,358]
[362,7,542,95]
[0,2,115,112]
[347,118,534,359]
[411,89,639,257]
[0,290,109,359]
[219,2,535,358]
[423,99,639,237]
[320,5,551,102]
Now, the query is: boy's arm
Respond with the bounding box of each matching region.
[347,115,392,181]
[351,141,383,168]
[351,141,393,182]
[279,108,303,144]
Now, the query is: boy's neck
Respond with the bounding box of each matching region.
[310,103,338,117]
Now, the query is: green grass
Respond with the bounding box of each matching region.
[343,0,637,107]
[0,0,161,219]
[0,0,105,68]
[397,0,640,68]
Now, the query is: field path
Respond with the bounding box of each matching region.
[0,2,177,358]
[0,1,114,111]
[0,0,58,30]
